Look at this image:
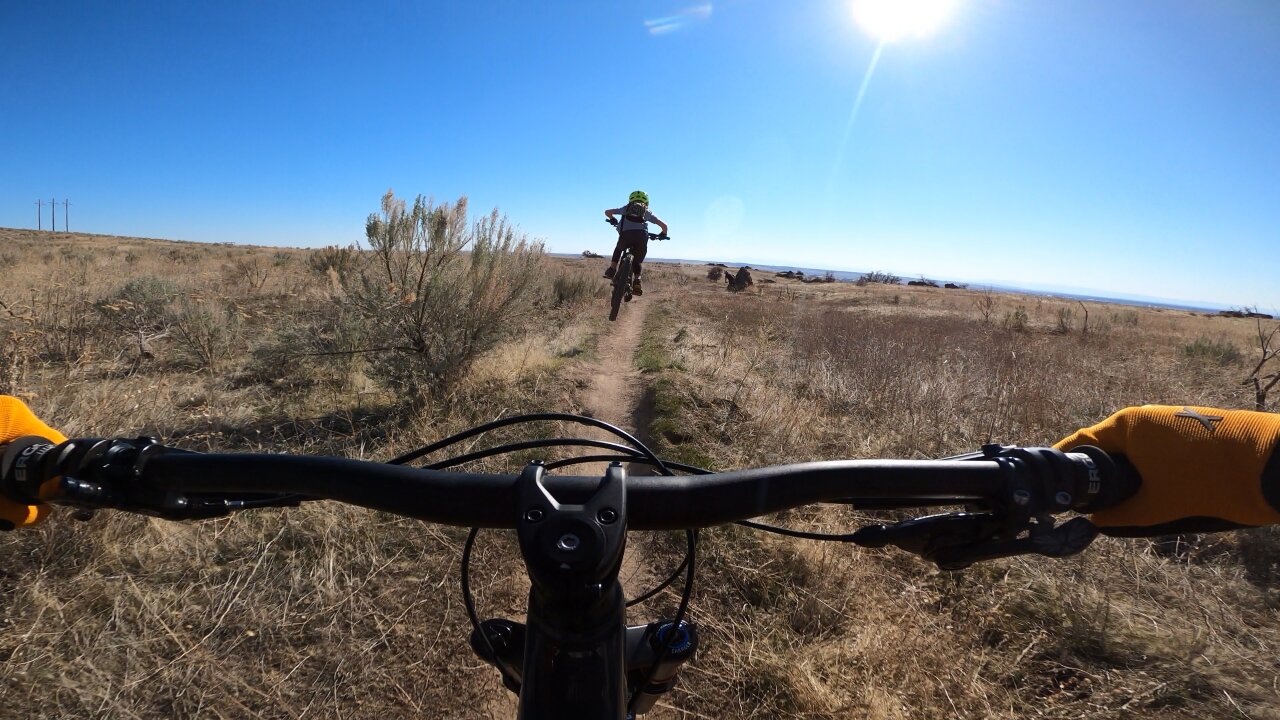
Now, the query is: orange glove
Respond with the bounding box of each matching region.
[0,396,66,530]
[1055,405,1280,536]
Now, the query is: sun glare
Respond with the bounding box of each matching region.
[851,0,957,41]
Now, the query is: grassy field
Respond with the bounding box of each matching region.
[1,226,1278,719]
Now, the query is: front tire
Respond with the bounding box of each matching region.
[609,255,633,321]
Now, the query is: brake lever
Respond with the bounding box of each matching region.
[853,513,1099,570]
[27,437,304,521]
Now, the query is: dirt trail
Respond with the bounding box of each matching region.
[481,299,664,718]
[580,300,649,446]
[575,300,662,605]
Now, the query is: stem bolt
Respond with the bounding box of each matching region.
[557,533,581,552]
[597,508,618,524]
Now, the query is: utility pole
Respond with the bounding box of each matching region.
[51,197,57,232]
[35,199,43,230]
[63,199,71,233]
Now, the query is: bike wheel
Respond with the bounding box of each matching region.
[609,254,633,321]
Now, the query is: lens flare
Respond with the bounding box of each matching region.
[851,0,957,41]
[646,4,713,35]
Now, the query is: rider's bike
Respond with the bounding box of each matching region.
[606,217,667,322]
[0,416,1139,719]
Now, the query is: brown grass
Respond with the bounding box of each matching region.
[634,271,1280,718]
[2,230,1278,718]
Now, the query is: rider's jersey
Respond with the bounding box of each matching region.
[608,206,664,234]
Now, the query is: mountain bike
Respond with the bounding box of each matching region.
[606,217,667,322]
[1,416,1139,719]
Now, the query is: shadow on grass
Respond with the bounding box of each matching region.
[157,405,402,455]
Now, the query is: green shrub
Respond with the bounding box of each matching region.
[1055,307,1074,333]
[1182,336,1242,365]
[306,245,358,278]
[95,276,176,335]
[856,270,901,286]
[170,296,241,370]
[1112,310,1140,327]
[345,191,544,404]
[1003,305,1029,332]
[251,303,368,390]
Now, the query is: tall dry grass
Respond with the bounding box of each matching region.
[0,227,622,718]
[3,232,1278,719]
[630,278,1280,718]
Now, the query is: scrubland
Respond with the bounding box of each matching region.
[1,222,1278,719]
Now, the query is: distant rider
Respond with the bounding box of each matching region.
[603,190,668,297]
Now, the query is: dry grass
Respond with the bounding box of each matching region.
[0,228,612,718]
[634,274,1280,718]
[2,231,1278,718]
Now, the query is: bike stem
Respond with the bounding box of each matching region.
[513,461,629,718]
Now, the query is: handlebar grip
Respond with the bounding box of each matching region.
[1070,446,1142,513]
[0,437,62,503]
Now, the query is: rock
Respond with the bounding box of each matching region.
[726,267,754,292]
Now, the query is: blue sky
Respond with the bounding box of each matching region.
[3,1,1277,310]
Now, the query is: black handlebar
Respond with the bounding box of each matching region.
[1,436,1137,532]
[605,217,668,240]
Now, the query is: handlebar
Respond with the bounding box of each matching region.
[605,217,668,240]
[1,435,1136,538]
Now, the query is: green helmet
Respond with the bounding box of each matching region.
[628,190,649,206]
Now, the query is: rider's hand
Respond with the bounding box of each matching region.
[1055,405,1280,536]
[0,396,66,530]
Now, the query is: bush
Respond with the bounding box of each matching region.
[1003,305,1029,332]
[551,270,602,308]
[1182,336,1242,365]
[306,245,358,278]
[224,256,270,291]
[251,302,368,390]
[93,276,178,363]
[344,191,544,404]
[1112,310,1139,327]
[170,296,241,370]
[856,270,901,286]
[1055,307,1074,333]
[95,277,176,332]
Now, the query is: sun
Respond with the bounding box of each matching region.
[851,0,958,42]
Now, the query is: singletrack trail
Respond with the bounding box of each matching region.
[481,298,671,719]
[580,298,649,437]
[577,298,677,717]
